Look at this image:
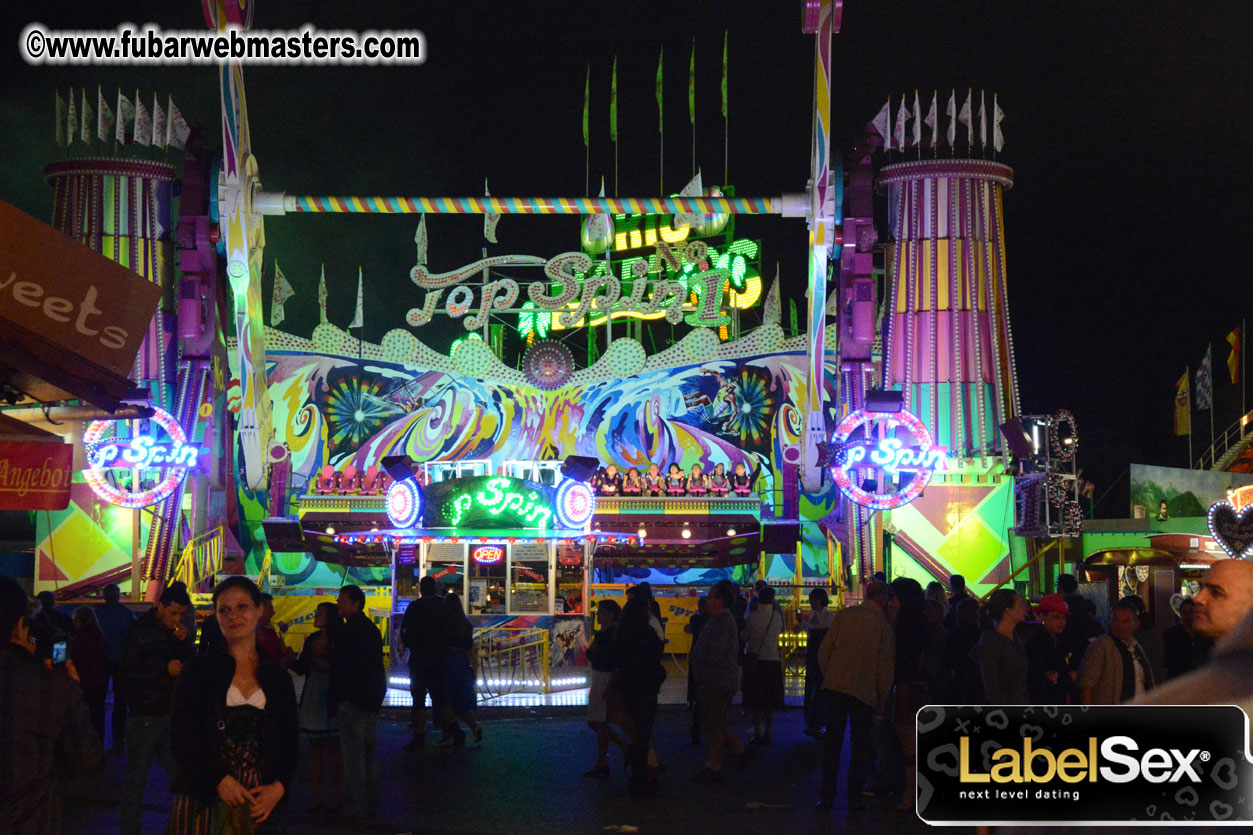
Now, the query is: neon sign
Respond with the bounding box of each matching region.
[83,407,201,508]
[830,408,946,510]
[428,475,554,530]
[472,544,504,564]
[555,479,595,529]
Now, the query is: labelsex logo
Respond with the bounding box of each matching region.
[961,736,1207,784]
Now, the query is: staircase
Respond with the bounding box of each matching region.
[1197,410,1253,471]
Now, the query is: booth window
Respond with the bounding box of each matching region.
[556,540,585,613]
[428,542,468,600]
[508,542,549,614]
[468,544,506,615]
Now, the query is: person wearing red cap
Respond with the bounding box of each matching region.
[1024,594,1079,704]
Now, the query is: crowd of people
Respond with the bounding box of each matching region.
[590,461,754,497]
[5,557,1253,829]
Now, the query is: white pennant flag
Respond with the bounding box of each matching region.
[166,95,191,150]
[133,91,151,147]
[924,90,938,149]
[870,99,891,146]
[993,94,1005,153]
[414,215,429,267]
[115,90,134,145]
[894,95,909,152]
[673,171,704,231]
[958,88,973,149]
[317,265,328,324]
[55,91,66,148]
[66,88,77,147]
[81,88,93,146]
[483,180,500,244]
[270,261,295,327]
[97,87,114,144]
[978,90,987,152]
[946,89,957,149]
[911,91,922,149]
[349,268,364,329]
[152,94,166,149]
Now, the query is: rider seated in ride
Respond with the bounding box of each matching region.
[708,463,730,495]
[731,461,753,495]
[687,463,709,495]
[597,463,622,496]
[665,463,687,496]
[643,463,665,496]
[622,467,644,495]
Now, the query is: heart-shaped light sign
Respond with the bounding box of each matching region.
[1207,501,1253,558]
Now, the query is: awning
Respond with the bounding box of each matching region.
[0,201,161,410]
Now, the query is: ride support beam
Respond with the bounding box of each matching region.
[253,192,807,216]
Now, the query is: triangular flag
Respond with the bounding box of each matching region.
[958,88,973,148]
[762,266,782,327]
[870,99,891,146]
[133,91,151,147]
[97,87,114,144]
[115,90,134,145]
[166,95,190,150]
[317,265,328,325]
[674,171,704,231]
[993,93,1005,154]
[720,31,728,120]
[911,91,922,148]
[414,215,429,267]
[924,90,938,149]
[66,88,77,147]
[270,261,295,327]
[894,95,909,152]
[152,93,166,149]
[609,56,618,143]
[483,180,500,244]
[688,40,696,125]
[946,89,956,149]
[582,66,589,149]
[55,91,66,148]
[81,88,93,146]
[978,90,987,152]
[349,268,364,329]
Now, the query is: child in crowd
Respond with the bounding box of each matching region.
[708,463,729,495]
[622,467,644,495]
[731,462,753,495]
[687,463,708,496]
[665,463,687,496]
[643,463,664,496]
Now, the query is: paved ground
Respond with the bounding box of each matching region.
[61,705,971,834]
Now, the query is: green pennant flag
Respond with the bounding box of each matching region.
[721,31,728,119]
[582,66,589,148]
[688,41,696,125]
[609,56,618,143]
[656,47,664,135]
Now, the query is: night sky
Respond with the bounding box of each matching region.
[2,2,1250,515]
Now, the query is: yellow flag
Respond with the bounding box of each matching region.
[1174,370,1190,436]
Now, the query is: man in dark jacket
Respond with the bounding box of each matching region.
[0,575,101,834]
[31,590,74,660]
[399,576,448,751]
[1025,594,1079,703]
[95,583,134,749]
[332,584,386,824]
[118,584,192,835]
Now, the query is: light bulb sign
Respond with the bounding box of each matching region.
[424,475,555,530]
[471,544,504,564]
[83,407,202,508]
[830,408,946,510]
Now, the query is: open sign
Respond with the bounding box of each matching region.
[472,544,504,564]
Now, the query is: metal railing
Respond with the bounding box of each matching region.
[472,626,550,700]
[170,527,224,593]
[1196,410,1253,471]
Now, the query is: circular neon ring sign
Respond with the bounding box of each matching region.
[556,478,595,528]
[83,408,197,508]
[386,479,423,529]
[830,408,946,510]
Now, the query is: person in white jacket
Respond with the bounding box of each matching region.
[743,586,785,745]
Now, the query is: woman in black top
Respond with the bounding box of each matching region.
[584,599,627,777]
[169,576,298,831]
[612,597,666,798]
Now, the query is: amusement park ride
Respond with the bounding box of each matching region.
[24,0,1058,664]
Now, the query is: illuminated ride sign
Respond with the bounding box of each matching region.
[830,408,946,510]
[83,407,202,508]
[425,475,555,530]
[386,478,423,528]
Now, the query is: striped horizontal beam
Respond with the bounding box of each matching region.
[283,194,781,215]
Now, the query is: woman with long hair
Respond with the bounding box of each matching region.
[168,576,298,831]
[584,599,628,777]
[974,588,1030,705]
[291,600,342,816]
[70,605,110,740]
[742,585,784,744]
[612,596,666,798]
[888,577,930,811]
[437,592,482,746]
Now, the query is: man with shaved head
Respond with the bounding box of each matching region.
[1136,559,1253,721]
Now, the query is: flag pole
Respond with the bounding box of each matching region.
[1243,318,1247,420]
[1188,365,1194,468]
